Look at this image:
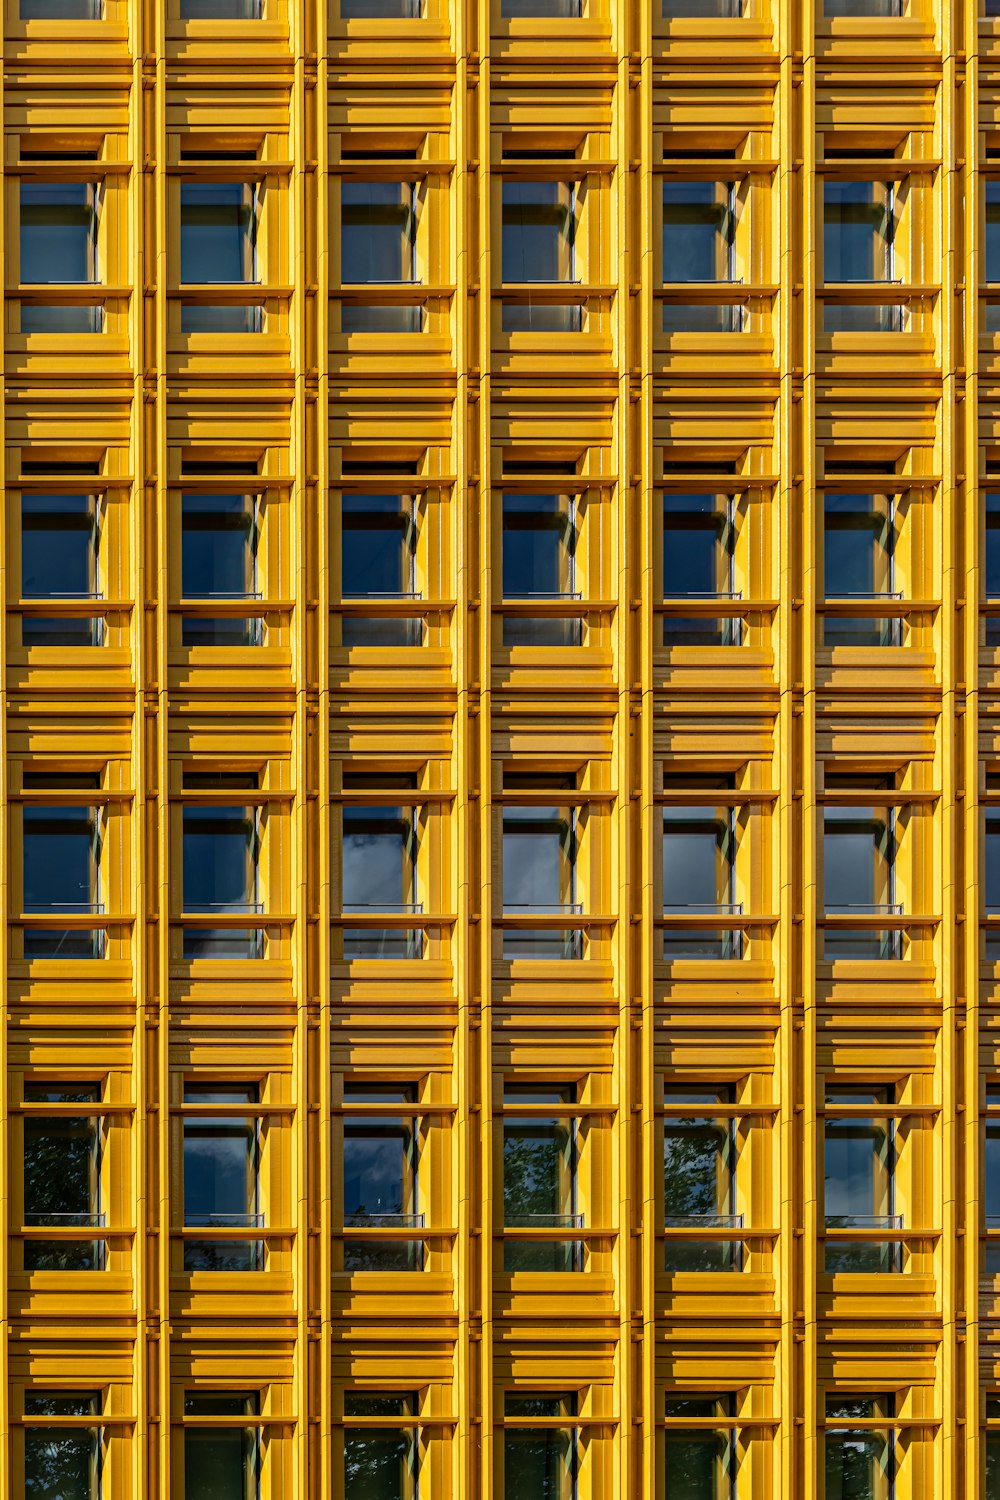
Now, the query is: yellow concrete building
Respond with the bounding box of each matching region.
[2,0,999,1495]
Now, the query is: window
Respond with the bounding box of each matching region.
[503,1084,582,1272]
[343,1085,423,1270]
[823,180,899,332]
[20,183,100,333]
[340,181,421,333]
[501,493,580,645]
[343,1394,419,1500]
[662,494,740,645]
[984,1091,1000,1269]
[21,492,103,646]
[341,778,422,959]
[501,776,581,959]
[24,1392,101,1500]
[503,1394,577,1500]
[182,774,262,959]
[184,1392,260,1500]
[662,0,741,13]
[823,493,900,646]
[824,1087,900,1272]
[663,1396,736,1500]
[501,181,580,331]
[662,778,740,959]
[181,494,262,646]
[823,0,899,14]
[825,1396,894,1500]
[822,779,900,959]
[987,185,1000,330]
[661,182,741,332]
[19,0,100,15]
[987,807,1000,919]
[341,493,422,647]
[986,494,1000,645]
[500,0,581,14]
[22,1083,103,1271]
[182,1083,262,1270]
[180,0,261,16]
[663,1087,741,1271]
[987,1396,1000,1499]
[22,778,103,959]
[180,182,260,333]
[339,0,421,12]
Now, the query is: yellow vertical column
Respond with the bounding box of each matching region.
[129,0,152,1485]
[940,0,962,1486]
[637,0,656,1491]
[289,0,312,1486]
[0,13,10,1493]
[315,0,333,1487]
[476,0,494,1485]
[795,0,818,1485]
[453,0,477,1487]
[963,0,983,1485]
[152,4,172,1488]
[612,0,634,1489]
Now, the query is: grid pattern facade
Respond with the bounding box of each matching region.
[2,0,999,1495]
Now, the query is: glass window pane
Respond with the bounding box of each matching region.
[23,806,100,911]
[987,496,1000,603]
[21,184,97,285]
[502,806,575,910]
[24,1089,101,1270]
[342,805,415,909]
[182,495,256,597]
[342,494,414,597]
[24,1394,100,1500]
[184,1393,259,1500]
[662,182,733,282]
[825,1397,892,1500]
[502,182,575,284]
[341,183,415,284]
[183,806,257,911]
[502,494,575,597]
[20,0,100,15]
[343,1395,417,1500]
[504,1395,576,1500]
[824,182,892,283]
[340,0,421,13]
[664,1397,734,1500]
[989,185,1000,285]
[662,808,733,907]
[181,184,256,284]
[180,0,261,15]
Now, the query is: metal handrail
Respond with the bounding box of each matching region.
[24,901,105,915]
[505,1213,584,1229]
[345,1213,426,1230]
[502,902,584,915]
[663,902,744,915]
[664,1213,745,1230]
[185,1213,264,1229]
[25,1211,106,1228]
[824,902,903,915]
[824,1214,903,1230]
[182,900,264,915]
[343,901,424,914]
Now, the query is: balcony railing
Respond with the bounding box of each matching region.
[23,901,107,959]
[662,901,744,959]
[823,902,903,960]
[504,1212,585,1272]
[181,900,265,959]
[501,902,584,960]
[663,1211,745,1270]
[342,902,425,959]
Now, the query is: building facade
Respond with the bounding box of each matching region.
[2,0,998,1495]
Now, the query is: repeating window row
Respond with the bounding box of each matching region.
[10,1075,973,1279]
[17,158,1000,340]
